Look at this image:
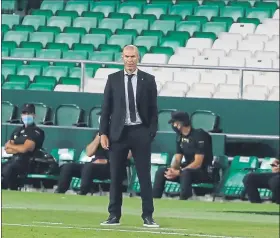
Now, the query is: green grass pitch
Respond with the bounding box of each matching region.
[2,191,279,238]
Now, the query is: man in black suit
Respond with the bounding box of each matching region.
[99,45,159,228]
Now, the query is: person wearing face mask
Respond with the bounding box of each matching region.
[2,103,45,190]
[153,111,213,200]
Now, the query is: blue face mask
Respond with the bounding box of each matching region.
[22,115,34,126]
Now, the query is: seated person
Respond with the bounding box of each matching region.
[243,159,279,204]
[153,111,213,200]
[2,104,45,190]
[55,132,132,195]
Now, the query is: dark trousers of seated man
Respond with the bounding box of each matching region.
[243,172,280,204]
[2,157,29,190]
[56,162,110,195]
[153,167,210,200]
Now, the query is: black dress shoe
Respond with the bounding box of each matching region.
[100,216,120,226]
[143,216,159,228]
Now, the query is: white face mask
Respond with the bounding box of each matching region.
[98,116,101,124]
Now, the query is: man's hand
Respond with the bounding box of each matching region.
[100,135,109,150]
[5,140,14,150]
[164,168,180,180]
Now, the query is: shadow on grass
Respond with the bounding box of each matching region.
[221,211,279,216]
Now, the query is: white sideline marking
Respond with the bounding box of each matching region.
[33,222,63,225]
[2,223,247,238]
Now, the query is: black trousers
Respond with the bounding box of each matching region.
[109,124,154,219]
[243,172,280,204]
[56,162,110,195]
[153,167,210,200]
[2,158,29,190]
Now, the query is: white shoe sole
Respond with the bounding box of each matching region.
[143,224,160,228]
[100,223,120,226]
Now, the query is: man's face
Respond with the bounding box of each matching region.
[21,112,35,125]
[122,47,139,72]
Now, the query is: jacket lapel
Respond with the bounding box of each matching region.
[136,69,144,104]
[118,70,125,103]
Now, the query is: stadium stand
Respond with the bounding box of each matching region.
[1,0,279,101]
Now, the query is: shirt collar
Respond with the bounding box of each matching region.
[124,68,138,76]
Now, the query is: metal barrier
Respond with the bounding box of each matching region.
[2,56,279,97]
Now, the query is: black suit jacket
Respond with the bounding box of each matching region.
[99,69,158,142]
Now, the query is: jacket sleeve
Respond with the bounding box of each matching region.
[99,77,112,136]
[148,76,158,136]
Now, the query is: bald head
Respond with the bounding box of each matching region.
[122,45,139,74]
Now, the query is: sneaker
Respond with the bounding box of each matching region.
[100,216,120,226]
[143,216,159,228]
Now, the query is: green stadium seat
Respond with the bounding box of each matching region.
[43,66,69,81]
[169,4,193,19]
[237,17,261,26]
[56,10,79,19]
[228,1,253,9]
[17,65,42,81]
[55,33,80,48]
[194,5,219,20]
[160,36,185,51]
[65,0,89,16]
[73,17,97,33]
[34,76,57,87]
[142,30,164,39]
[216,156,259,199]
[22,15,46,31]
[134,36,159,51]
[2,48,9,57]
[166,31,190,42]
[99,44,122,53]
[35,49,62,61]
[47,16,72,31]
[40,0,64,14]
[46,42,69,51]
[116,29,138,40]
[176,21,201,36]
[186,15,208,24]
[51,148,76,164]
[150,20,176,35]
[1,64,17,79]
[64,27,87,36]
[220,6,245,21]
[7,75,30,86]
[31,9,53,19]
[117,2,143,17]
[124,19,149,34]
[32,103,52,125]
[10,48,35,59]
[60,77,80,86]
[190,110,220,133]
[109,12,131,22]
[2,0,16,12]
[2,101,17,123]
[202,22,228,36]
[91,2,116,17]
[202,0,226,8]
[134,13,157,24]
[2,24,10,34]
[73,43,93,52]
[81,11,104,23]
[158,109,176,131]
[57,50,88,67]
[2,14,20,29]
[28,32,54,48]
[254,2,278,12]
[108,35,133,48]
[54,104,85,127]
[81,34,106,50]
[114,52,122,62]
[4,31,29,46]
[1,75,4,85]
[13,25,35,33]
[246,8,272,22]
[159,14,182,24]
[38,26,61,35]
[69,67,94,79]
[28,83,54,91]
[89,52,114,62]
[89,28,112,39]
[2,81,28,90]
[88,106,102,128]
[150,46,174,57]
[143,4,168,19]
[193,32,217,41]
[211,17,234,29]
[99,19,124,33]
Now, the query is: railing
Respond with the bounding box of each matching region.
[2,57,279,98]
